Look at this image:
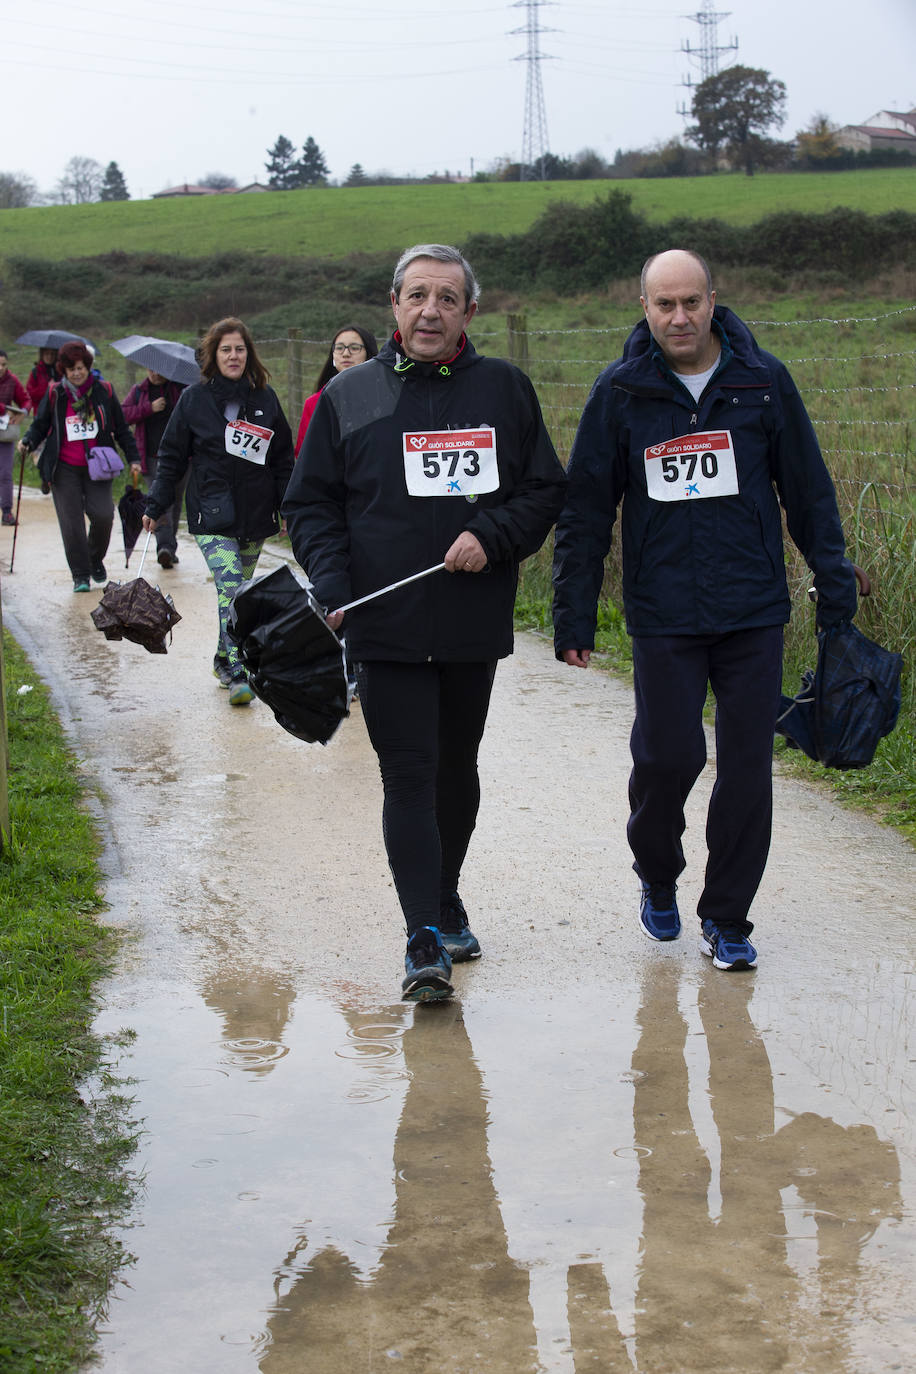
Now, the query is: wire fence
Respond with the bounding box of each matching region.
[251,307,916,486]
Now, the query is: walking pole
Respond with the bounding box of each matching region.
[7,444,28,574]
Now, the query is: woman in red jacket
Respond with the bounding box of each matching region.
[294,325,377,454]
[26,348,58,411]
[0,350,31,525]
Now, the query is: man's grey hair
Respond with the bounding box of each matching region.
[640,249,713,300]
[392,244,480,309]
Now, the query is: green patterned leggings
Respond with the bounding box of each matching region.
[195,534,263,673]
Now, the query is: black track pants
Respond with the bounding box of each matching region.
[356,660,498,935]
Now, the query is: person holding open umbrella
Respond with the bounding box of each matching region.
[123,369,187,568]
[19,340,139,592]
[143,316,295,706]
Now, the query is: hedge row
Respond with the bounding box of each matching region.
[464,191,916,293]
[3,193,915,337]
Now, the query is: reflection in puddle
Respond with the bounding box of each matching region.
[91,967,911,1374]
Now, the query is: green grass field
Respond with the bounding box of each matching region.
[1,169,913,263]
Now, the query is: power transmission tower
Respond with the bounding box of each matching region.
[512,0,555,181]
[678,1,738,117]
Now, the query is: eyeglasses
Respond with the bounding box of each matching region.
[333,342,366,356]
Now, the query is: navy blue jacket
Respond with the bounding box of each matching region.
[553,306,857,647]
[282,334,567,662]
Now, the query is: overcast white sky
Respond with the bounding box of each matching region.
[6,0,916,198]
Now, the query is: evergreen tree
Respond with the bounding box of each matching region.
[344,163,369,187]
[265,135,299,190]
[298,137,330,187]
[99,161,130,201]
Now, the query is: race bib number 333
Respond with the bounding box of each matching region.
[644,430,739,503]
[402,427,499,497]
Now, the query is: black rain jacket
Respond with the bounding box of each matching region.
[553,306,857,648]
[146,379,294,542]
[282,334,567,662]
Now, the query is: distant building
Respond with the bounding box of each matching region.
[152,183,223,199]
[236,182,271,194]
[836,109,916,155]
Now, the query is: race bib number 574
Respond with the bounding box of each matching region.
[402,427,499,497]
[644,430,739,502]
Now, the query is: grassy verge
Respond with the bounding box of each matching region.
[0,630,137,1373]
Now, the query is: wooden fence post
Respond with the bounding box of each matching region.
[287,328,303,422]
[507,313,529,372]
[0,591,10,851]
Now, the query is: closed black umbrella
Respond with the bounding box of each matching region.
[228,561,445,744]
[228,566,350,744]
[118,475,147,566]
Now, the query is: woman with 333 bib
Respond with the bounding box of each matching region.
[19,340,139,592]
[143,317,294,706]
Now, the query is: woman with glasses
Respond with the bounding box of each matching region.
[294,325,377,454]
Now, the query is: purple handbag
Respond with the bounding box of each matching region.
[86,445,125,481]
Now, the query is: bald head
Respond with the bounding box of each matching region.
[640,250,719,375]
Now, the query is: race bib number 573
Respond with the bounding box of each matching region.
[644,430,739,503]
[402,427,499,497]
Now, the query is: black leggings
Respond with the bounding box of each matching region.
[355,660,498,935]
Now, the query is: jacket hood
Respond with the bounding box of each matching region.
[616,305,772,387]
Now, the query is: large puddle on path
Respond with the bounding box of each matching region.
[90,963,915,1374]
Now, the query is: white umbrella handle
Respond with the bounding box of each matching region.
[333,562,446,615]
[136,527,154,578]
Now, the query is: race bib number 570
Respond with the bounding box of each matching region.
[644,430,739,502]
[402,427,499,497]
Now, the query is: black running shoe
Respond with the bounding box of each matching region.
[439,891,482,961]
[401,926,453,1003]
[90,562,107,584]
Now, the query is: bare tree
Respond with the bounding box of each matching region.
[0,171,38,208]
[199,171,238,190]
[55,155,104,204]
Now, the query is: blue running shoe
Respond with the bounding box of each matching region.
[639,882,681,941]
[438,892,481,962]
[700,920,757,970]
[401,926,453,1003]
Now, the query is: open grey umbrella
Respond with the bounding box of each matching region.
[15,328,98,351]
[110,335,200,386]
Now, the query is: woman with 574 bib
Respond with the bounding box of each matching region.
[143,317,295,706]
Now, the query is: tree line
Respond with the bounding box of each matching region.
[3,67,912,211]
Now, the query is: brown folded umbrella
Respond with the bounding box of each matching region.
[90,532,181,654]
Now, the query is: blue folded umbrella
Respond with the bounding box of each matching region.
[776,622,903,770]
